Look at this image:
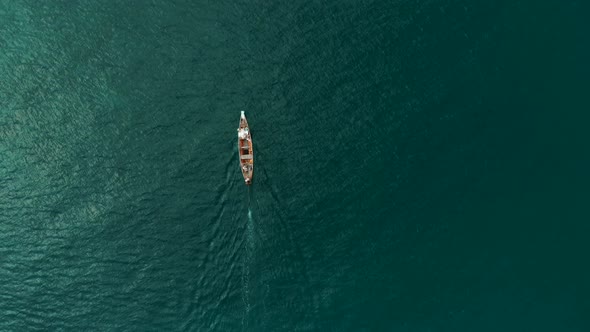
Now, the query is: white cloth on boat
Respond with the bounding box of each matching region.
[238,128,249,139]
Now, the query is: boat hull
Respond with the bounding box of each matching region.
[238,111,253,185]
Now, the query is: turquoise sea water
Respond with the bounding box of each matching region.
[1,1,589,331]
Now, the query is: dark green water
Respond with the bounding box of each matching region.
[1,1,589,331]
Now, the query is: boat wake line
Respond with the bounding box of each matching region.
[242,188,255,328]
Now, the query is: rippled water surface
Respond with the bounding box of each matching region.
[1,1,588,331]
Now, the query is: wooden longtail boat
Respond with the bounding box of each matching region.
[237,111,253,185]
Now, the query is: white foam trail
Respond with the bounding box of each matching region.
[242,208,254,327]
